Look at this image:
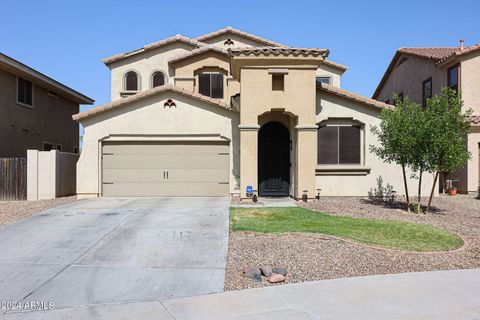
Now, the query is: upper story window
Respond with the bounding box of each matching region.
[198,73,223,98]
[448,65,459,92]
[272,74,284,91]
[317,125,361,165]
[17,77,33,107]
[124,71,139,91]
[316,77,331,85]
[422,78,432,108]
[152,71,165,88]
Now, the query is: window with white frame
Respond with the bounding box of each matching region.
[316,77,331,85]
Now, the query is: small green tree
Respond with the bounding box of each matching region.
[424,89,472,213]
[370,95,420,212]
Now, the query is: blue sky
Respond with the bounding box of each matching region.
[2,0,479,115]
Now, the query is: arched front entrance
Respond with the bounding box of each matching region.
[258,121,290,196]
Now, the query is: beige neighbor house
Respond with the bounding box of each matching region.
[0,53,94,157]
[74,27,435,199]
[373,41,480,193]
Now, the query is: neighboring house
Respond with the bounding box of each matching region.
[74,26,435,199]
[0,53,94,157]
[373,41,480,193]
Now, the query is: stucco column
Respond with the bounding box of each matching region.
[294,125,318,199]
[239,124,260,199]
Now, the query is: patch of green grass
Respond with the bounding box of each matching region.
[230,207,463,252]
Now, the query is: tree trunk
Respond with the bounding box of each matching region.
[401,164,411,213]
[417,170,423,213]
[426,170,439,213]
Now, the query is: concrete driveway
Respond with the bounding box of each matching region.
[0,197,230,312]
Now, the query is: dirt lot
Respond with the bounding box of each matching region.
[225,195,480,290]
[0,196,77,226]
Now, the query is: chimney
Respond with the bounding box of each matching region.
[460,39,465,49]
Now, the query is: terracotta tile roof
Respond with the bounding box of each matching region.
[229,47,329,58]
[436,44,480,66]
[323,59,348,71]
[168,45,229,64]
[102,35,204,65]
[469,115,480,125]
[317,83,393,110]
[397,47,459,60]
[373,44,480,99]
[72,84,233,121]
[0,53,94,105]
[194,26,284,47]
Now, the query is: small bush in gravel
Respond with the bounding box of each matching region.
[477,186,480,200]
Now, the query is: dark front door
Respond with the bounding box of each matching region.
[258,122,290,196]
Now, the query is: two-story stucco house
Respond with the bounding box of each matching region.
[74,27,434,199]
[0,53,94,157]
[373,41,480,193]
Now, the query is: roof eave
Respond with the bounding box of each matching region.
[73,84,233,122]
[0,53,94,105]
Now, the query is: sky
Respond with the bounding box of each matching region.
[2,0,479,117]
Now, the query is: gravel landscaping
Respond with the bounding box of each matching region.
[225,194,480,291]
[0,196,77,225]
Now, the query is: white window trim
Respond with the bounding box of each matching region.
[316,76,332,85]
[16,76,34,109]
[150,70,167,88]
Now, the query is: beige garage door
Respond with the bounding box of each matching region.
[102,141,229,197]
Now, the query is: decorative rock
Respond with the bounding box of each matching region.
[260,266,272,277]
[268,274,286,283]
[272,266,287,276]
[243,267,261,279]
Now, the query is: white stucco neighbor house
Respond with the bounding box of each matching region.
[73,27,435,199]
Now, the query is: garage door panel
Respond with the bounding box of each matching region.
[102,182,229,197]
[103,143,229,155]
[103,168,229,183]
[103,154,229,169]
[101,141,230,197]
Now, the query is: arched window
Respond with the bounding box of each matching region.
[152,71,165,88]
[125,71,139,91]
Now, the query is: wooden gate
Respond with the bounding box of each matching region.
[0,158,27,200]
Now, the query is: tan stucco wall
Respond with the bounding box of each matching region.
[467,127,480,192]
[171,52,238,104]
[459,52,480,115]
[0,68,80,157]
[27,149,78,200]
[316,91,436,197]
[108,42,195,100]
[237,61,320,199]
[316,64,343,87]
[77,92,239,198]
[376,55,447,104]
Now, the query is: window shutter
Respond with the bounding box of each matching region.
[317,126,338,164]
[339,126,361,164]
[198,74,211,96]
[211,74,224,98]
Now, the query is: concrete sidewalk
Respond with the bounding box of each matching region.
[3,269,480,319]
